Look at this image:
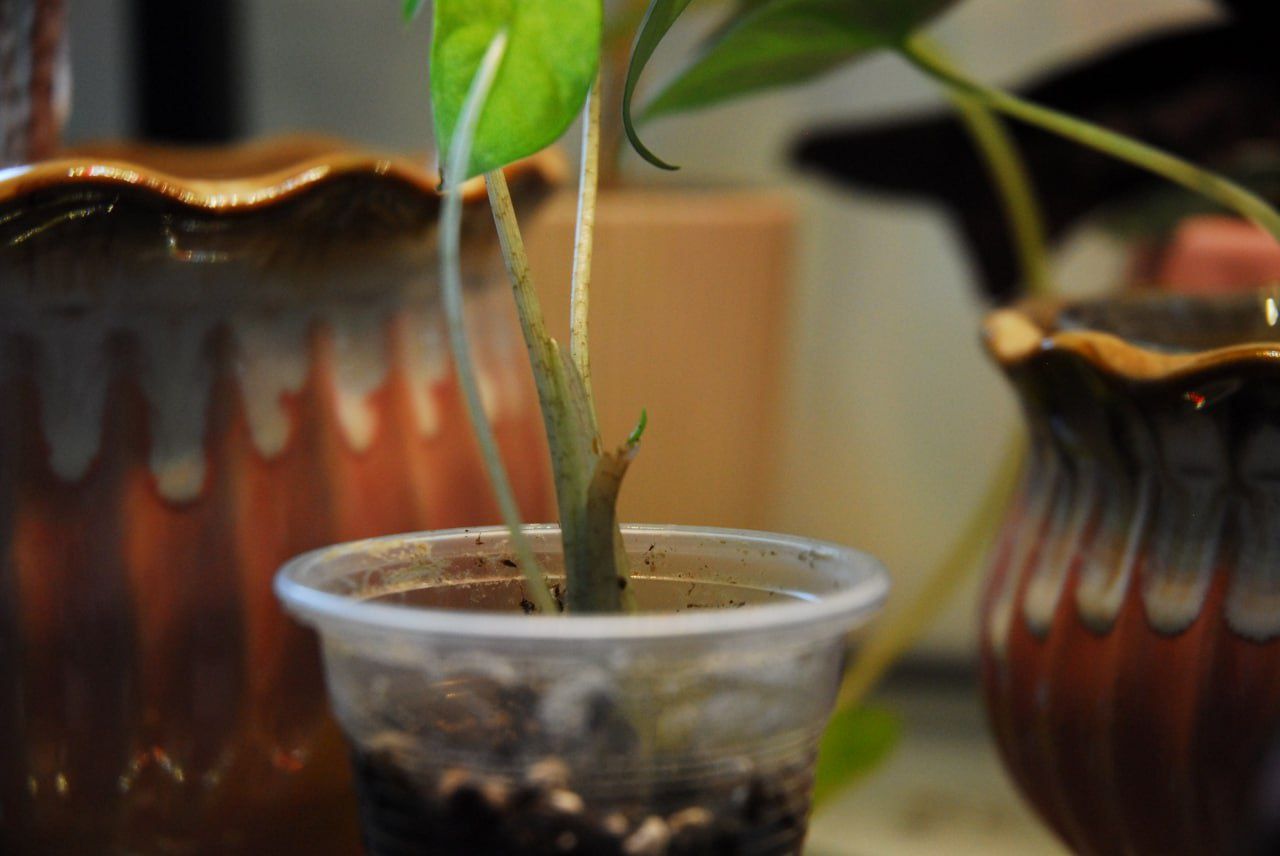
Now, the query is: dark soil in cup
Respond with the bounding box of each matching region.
[350,748,812,855]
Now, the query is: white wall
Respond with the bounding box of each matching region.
[60,0,1217,656]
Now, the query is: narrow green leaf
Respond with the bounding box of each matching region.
[811,705,901,808]
[403,0,426,22]
[438,33,556,613]
[432,0,601,181]
[641,0,957,122]
[622,0,698,170]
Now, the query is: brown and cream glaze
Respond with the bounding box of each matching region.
[0,137,559,853]
[982,292,1280,855]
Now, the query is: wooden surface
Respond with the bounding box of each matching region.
[523,187,795,530]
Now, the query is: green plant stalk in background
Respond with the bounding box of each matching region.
[948,91,1054,296]
[912,38,1054,297]
[900,36,1280,244]
[624,0,1280,275]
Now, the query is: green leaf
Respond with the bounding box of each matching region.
[403,0,426,22]
[641,0,957,122]
[811,705,901,808]
[431,0,601,181]
[622,0,697,170]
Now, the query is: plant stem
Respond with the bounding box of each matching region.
[439,31,555,614]
[571,73,603,424]
[571,446,637,612]
[486,170,593,524]
[488,170,626,613]
[902,36,1280,244]
[486,171,565,426]
[572,71,640,608]
[909,38,1054,297]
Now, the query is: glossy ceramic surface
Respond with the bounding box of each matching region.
[982,292,1280,855]
[0,138,558,852]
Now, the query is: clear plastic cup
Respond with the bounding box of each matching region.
[275,524,888,855]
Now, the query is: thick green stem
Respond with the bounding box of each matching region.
[569,446,637,613]
[486,171,594,531]
[903,36,1280,244]
[487,171,626,613]
[486,172,570,434]
[571,74,603,423]
[439,32,554,614]
[909,39,1054,297]
[569,73,638,607]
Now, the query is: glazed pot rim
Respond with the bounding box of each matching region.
[274,524,889,645]
[0,133,565,212]
[984,290,1280,381]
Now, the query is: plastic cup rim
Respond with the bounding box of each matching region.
[274,523,889,644]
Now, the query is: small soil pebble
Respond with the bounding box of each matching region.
[527,757,572,790]
[623,816,670,855]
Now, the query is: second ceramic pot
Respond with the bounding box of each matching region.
[981,292,1280,855]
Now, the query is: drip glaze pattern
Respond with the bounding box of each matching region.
[982,293,1280,855]
[0,138,558,853]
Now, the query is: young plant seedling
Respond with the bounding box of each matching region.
[411,0,641,614]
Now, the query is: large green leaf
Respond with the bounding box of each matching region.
[431,0,601,181]
[638,0,957,126]
[811,705,901,808]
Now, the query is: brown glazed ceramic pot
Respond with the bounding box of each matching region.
[981,292,1280,856]
[0,137,556,853]
[1,0,66,165]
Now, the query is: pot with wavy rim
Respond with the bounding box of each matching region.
[981,290,1280,855]
[0,136,558,853]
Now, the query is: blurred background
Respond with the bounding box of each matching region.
[62,0,1215,660]
[52,1,1223,851]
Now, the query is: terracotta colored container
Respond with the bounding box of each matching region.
[0,138,556,852]
[981,292,1280,855]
